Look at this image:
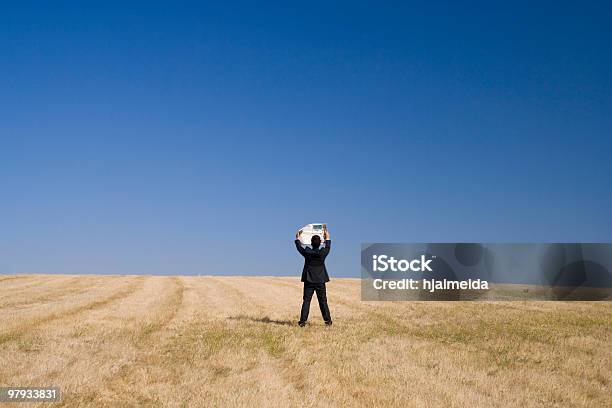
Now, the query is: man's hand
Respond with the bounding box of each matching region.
[296,229,302,240]
[323,224,330,240]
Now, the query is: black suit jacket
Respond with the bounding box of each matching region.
[295,239,331,283]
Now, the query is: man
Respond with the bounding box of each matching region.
[294,224,332,327]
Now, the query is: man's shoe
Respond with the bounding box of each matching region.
[298,321,306,327]
[325,320,333,326]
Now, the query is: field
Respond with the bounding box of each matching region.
[0,275,610,407]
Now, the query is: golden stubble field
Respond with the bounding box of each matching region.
[0,275,610,407]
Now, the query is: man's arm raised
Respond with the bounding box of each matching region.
[295,230,307,256]
[322,224,331,256]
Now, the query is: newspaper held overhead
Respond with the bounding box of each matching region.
[298,223,327,247]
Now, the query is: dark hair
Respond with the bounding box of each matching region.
[311,235,321,248]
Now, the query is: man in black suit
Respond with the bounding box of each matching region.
[295,225,332,327]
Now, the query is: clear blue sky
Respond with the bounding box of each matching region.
[1,1,611,276]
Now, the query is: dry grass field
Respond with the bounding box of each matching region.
[0,275,610,407]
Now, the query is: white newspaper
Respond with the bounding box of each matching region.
[298,223,327,247]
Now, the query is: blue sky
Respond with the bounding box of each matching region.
[1,1,611,276]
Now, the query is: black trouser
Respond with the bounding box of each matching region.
[300,281,331,323]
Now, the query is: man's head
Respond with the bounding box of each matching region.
[311,235,321,249]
